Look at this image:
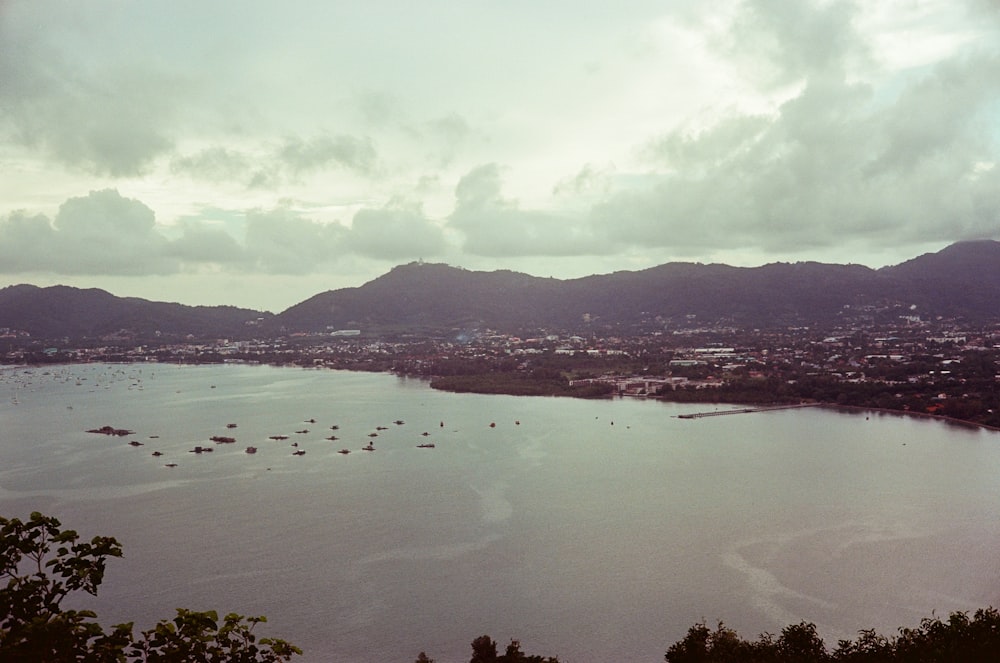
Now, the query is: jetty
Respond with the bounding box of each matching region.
[677,403,818,419]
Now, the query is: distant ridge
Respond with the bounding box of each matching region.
[275,240,1000,332]
[1,241,999,340]
[0,285,271,340]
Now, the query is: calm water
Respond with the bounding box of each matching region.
[2,363,1000,662]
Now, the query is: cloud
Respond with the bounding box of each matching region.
[0,189,455,278]
[0,190,178,275]
[277,134,377,176]
[450,164,612,257]
[721,0,870,86]
[170,147,253,183]
[244,208,348,274]
[0,18,182,176]
[167,223,247,265]
[169,135,379,189]
[553,163,617,198]
[346,205,446,260]
[586,4,1000,259]
[419,114,473,166]
[0,212,59,273]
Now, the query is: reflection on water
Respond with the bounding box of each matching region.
[2,363,1000,662]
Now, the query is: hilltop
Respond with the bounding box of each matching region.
[1,241,999,341]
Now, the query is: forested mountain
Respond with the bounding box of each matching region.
[274,240,1000,332]
[0,285,270,340]
[2,241,999,340]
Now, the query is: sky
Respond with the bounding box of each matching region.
[1,0,999,313]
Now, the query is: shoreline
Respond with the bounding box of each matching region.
[821,402,1000,434]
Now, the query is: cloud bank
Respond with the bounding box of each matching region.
[0,0,998,309]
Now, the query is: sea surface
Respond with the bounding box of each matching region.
[2,363,1000,662]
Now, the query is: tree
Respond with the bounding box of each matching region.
[471,635,498,663]
[0,512,301,662]
[469,636,560,663]
[1,511,129,662]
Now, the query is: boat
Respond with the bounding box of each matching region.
[245,446,257,454]
[338,449,350,455]
[417,443,435,449]
[362,444,375,451]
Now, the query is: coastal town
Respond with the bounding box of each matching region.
[4,309,1000,429]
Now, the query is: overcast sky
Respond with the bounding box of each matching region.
[2,1,999,312]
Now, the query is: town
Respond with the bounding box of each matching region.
[4,307,1000,430]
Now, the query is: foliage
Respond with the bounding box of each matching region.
[465,635,561,663]
[0,512,301,662]
[665,610,1000,662]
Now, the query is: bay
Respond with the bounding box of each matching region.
[2,363,1000,662]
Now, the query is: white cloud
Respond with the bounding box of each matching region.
[450,164,612,257]
[0,190,177,275]
[347,205,446,260]
[0,0,999,308]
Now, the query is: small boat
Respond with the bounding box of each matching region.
[269,435,288,440]
[338,449,350,455]
[151,451,163,457]
[164,463,177,468]
[227,423,238,428]
[292,449,306,456]
[326,435,339,441]
[362,444,375,451]
[128,440,144,447]
[295,429,309,434]
[417,443,435,449]
[245,446,257,454]
[394,420,405,425]
[330,425,340,430]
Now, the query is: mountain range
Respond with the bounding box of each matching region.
[2,240,998,340]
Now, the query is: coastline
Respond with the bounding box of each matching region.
[822,402,1000,434]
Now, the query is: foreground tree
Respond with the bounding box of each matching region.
[466,635,561,663]
[1,512,300,662]
[665,610,1000,662]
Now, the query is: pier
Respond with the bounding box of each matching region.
[676,403,818,419]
